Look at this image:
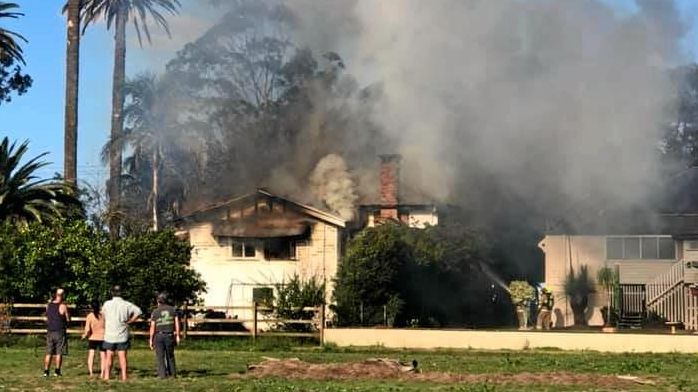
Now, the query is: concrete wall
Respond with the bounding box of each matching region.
[324,328,698,353]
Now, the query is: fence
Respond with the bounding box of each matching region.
[0,303,324,341]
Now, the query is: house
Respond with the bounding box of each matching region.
[356,154,439,229]
[175,189,345,312]
[540,170,698,329]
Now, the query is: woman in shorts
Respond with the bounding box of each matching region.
[82,300,106,377]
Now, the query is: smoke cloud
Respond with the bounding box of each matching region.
[281,0,688,222]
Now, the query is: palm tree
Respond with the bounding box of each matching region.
[63,0,81,184]
[79,0,181,222]
[121,73,163,230]
[0,137,80,224]
[0,1,26,65]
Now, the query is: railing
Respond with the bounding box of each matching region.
[0,303,325,341]
[646,261,684,306]
[618,284,645,316]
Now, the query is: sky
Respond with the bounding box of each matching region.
[1,0,698,190]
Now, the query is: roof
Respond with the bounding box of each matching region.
[176,189,346,228]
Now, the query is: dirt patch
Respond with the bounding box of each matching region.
[240,358,657,387]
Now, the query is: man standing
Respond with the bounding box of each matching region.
[102,285,142,381]
[149,292,180,378]
[536,287,554,330]
[44,288,70,377]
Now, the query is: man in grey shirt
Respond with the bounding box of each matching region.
[101,285,142,381]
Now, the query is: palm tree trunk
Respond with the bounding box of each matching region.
[151,144,159,231]
[108,5,127,231]
[63,0,80,184]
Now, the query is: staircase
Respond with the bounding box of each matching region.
[640,261,698,330]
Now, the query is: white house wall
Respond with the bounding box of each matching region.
[187,220,341,311]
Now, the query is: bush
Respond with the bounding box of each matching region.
[0,221,206,311]
[564,265,594,326]
[274,274,324,331]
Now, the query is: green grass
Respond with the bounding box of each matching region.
[0,337,697,391]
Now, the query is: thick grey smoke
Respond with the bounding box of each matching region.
[283,0,687,219]
[309,154,358,220]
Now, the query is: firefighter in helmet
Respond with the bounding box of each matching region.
[536,286,554,330]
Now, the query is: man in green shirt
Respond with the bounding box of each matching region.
[149,292,180,378]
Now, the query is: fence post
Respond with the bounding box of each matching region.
[252,301,258,341]
[320,305,326,345]
[182,303,188,340]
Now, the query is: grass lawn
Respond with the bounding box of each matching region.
[0,337,697,391]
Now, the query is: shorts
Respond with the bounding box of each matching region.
[88,340,105,351]
[102,341,129,351]
[46,331,68,355]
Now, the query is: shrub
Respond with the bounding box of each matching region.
[564,265,594,326]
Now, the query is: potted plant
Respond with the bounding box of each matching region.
[508,281,535,330]
[597,265,618,332]
[564,265,595,327]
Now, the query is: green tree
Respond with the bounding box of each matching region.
[0,1,31,104]
[0,2,24,64]
[0,137,80,224]
[80,0,181,225]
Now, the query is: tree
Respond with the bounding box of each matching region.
[0,137,80,224]
[0,1,31,104]
[63,0,81,183]
[563,265,595,326]
[80,0,181,225]
[0,2,25,64]
[333,222,498,327]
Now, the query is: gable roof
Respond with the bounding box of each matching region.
[176,189,346,228]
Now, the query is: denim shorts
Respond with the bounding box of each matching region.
[102,341,129,351]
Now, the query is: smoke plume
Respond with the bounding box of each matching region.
[309,154,358,221]
[282,0,688,223]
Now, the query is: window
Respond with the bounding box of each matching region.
[263,238,297,260]
[252,287,274,306]
[606,236,675,260]
[231,240,256,259]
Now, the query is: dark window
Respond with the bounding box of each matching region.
[264,238,297,260]
[252,287,274,306]
[607,238,623,259]
[659,238,676,259]
[624,237,640,259]
[641,237,659,259]
[232,240,256,258]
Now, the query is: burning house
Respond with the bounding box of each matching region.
[175,189,345,312]
[175,154,438,310]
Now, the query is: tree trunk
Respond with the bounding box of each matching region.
[63,0,80,184]
[151,144,159,231]
[108,6,127,233]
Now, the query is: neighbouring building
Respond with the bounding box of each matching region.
[357,154,439,229]
[540,170,698,329]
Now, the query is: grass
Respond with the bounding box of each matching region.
[0,336,697,391]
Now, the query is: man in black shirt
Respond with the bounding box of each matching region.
[149,292,180,378]
[44,288,70,377]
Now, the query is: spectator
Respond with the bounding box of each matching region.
[149,292,181,378]
[102,285,142,381]
[82,300,106,377]
[43,288,70,377]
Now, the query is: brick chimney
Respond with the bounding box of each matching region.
[379,154,401,220]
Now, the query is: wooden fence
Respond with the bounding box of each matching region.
[0,303,324,341]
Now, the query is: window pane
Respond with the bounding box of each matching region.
[659,238,675,259]
[624,237,640,259]
[244,244,256,258]
[607,238,623,259]
[641,237,659,259]
[232,242,243,257]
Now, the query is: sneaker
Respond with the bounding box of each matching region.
[53,369,61,377]
[42,370,49,377]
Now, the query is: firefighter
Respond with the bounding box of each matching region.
[536,287,554,330]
